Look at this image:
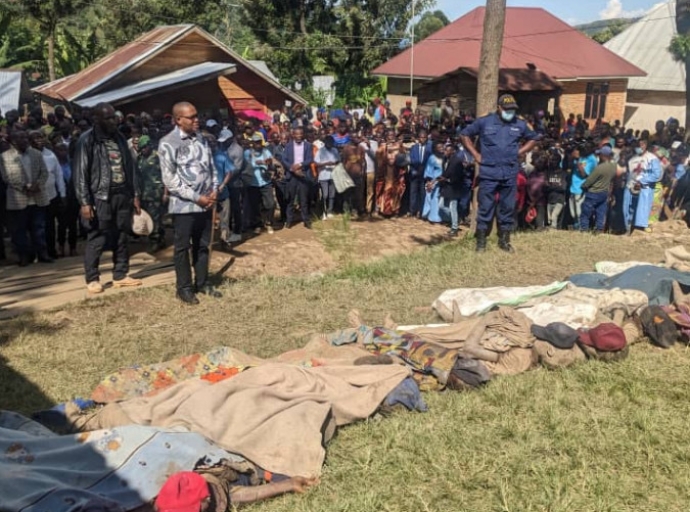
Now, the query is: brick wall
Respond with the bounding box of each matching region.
[558,79,628,125]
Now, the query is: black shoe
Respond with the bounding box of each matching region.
[498,230,515,253]
[18,256,30,267]
[304,222,312,229]
[37,253,55,263]
[475,230,487,253]
[197,285,222,299]
[448,229,459,237]
[177,290,200,305]
[284,222,293,229]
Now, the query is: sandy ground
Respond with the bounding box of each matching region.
[0,216,453,318]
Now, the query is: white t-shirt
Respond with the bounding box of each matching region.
[42,148,66,201]
[315,147,340,181]
[360,139,378,175]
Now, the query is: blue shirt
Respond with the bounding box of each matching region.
[676,164,687,181]
[570,154,597,195]
[333,133,351,148]
[460,112,538,180]
[424,154,443,181]
[60,161,72,184]
[213,150,235,201]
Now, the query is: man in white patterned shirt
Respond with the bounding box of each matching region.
[159,102,220,305]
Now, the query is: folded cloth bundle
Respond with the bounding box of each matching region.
[533,340,586,369]
[579,343,630,363]
[484,347,537,376]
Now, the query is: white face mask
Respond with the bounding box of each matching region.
[501,110,516,122]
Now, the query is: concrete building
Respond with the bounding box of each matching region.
[605,1,686,130]
[373,7,645,124]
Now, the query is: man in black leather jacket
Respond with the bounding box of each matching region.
[73,102,142,294]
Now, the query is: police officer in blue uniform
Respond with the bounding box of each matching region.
[460,94,538,253]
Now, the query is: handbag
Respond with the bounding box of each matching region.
[332,163,355,193]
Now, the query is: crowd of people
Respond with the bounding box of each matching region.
[1,95,690,293]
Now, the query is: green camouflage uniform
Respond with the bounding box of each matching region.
[138,151,166,244]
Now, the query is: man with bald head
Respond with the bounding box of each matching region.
[74,102,141,294]
[159,101,220,305]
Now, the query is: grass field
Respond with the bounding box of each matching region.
[2,229,689,511]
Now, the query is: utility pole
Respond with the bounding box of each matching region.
[470,0,506,235]
[676,0,690,128]
[410,0,415,100]
[476,0,506,116]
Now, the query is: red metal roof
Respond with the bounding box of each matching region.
[33,25,195,101]
[373,7,646,80]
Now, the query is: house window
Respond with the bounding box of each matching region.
[584,82,609,119]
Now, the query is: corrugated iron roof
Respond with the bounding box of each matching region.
[76,62,236,107]
[33,24,307,106]
[248,60,279,83]
[605,1,684,92]
[34,25,193,101]
[0,70,24,113]
[374,7,646,81]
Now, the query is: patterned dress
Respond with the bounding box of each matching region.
[375,142,406,216]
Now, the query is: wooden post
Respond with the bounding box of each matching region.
[476,0,507,117]
[470,0,507,234]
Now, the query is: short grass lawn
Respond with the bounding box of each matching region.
[1,230,688,511]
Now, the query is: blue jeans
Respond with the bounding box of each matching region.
[439,198,459,230]
[319,179,336,214]
[8,205,47,259]
[580,191,608,231]
[408,173,426,216]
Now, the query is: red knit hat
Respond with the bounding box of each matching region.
[155,472,209,512]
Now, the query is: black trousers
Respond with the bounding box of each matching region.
[84,193,132,284]
[58,196,79,250]
[286,179,311,225]
[228,187,243,236]
[173,211,212,293]
[46,197,62,257]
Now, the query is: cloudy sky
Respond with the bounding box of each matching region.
[434,0,665,25]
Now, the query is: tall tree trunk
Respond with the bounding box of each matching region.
[677,1,690,129]
[476,0,506,117]
[299,0,307,35]
[685,56,690,130]
[47,30,56,82]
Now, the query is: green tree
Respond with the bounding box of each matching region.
[242,0,433,96]
[591,20,628,44]
[18,0,89,81]
[413,9,451,41]
[671,0,690,128]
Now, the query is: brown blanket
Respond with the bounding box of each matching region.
[71,364,409,478]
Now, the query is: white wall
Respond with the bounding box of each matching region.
[624,89,686,130]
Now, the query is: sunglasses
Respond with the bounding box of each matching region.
[178,114,199,120]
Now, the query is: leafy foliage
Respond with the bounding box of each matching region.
[1,0,439,103]
[669,34,690,62]
[413,9,450,41]
[590,19,628,44]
